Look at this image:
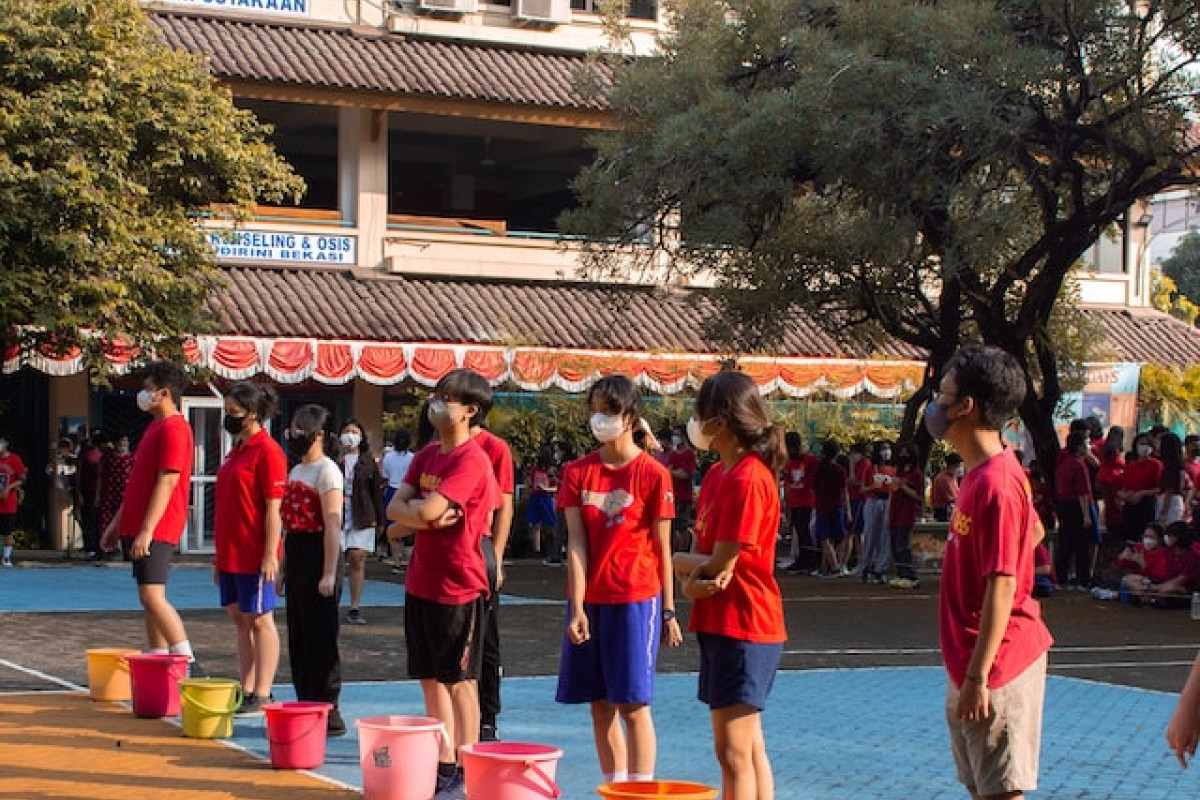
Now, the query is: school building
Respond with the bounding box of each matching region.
[4,0,1200,551]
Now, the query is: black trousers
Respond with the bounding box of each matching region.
[1054,501,1091,587]
[480,536,501,725]
[284,533,342,706]
[79,500,100,553]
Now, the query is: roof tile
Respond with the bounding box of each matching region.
[150,12,610,111]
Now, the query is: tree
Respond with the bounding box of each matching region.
[1151,273,1200,325]
[0,0,303,373]
[1162,229,1200,306]
[565,0,1200,472]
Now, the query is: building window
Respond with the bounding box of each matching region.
[567,0,656,20]
[387,118,594,236]
[236,100,339,212]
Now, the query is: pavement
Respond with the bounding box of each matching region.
[1,553,1199,799]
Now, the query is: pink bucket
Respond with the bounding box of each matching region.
[461,742,563,800]
[126,653,190,718]
[356,715,447,800]
[263,701,332,770]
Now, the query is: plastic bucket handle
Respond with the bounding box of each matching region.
[267,707,330,747]
[181,685,243,715]
[523,759,562,799]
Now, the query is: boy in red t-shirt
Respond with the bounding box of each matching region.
[665,427,697,552]
[926,345,1053,800]
[782,432,821,572]
[388,369,501,796]
[99,361,197,668]
[468,379,515,743]
[0,434,27,567]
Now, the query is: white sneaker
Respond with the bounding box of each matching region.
[1,559,12,568]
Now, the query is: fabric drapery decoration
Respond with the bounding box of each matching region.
[4,334,927,398]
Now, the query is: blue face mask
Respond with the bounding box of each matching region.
[924,399,952,440]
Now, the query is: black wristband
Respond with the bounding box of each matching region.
[661,609,676,622]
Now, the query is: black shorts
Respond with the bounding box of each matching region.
[121,539,174,585]
[0,514,15,536]
[405,592,484,684]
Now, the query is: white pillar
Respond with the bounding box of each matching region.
[339,106,389,270]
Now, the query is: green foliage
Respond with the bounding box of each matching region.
[1161,230,1200,307]
[1151,273,1200,326]
[0,0,303,373]
[565,0,1200,468]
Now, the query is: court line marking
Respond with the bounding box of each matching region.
[0,658,357,793]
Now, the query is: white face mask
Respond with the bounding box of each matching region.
[954,466,965,479]
[686,416,714,451]
[0,441,7,455]
[1165,535,1177,548]
[671,434,683,447]
[1143,537,1158,550]
[340,432,362,450]
[879,449,892,462]
[136,388,156,413]
[589,412,626,443]
[1137,444,1153,458]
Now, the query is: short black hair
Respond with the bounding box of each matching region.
[392,428,411,451]
[1066,430,1087,453]
[435,369,493,425]
[586,375,642,420]
[143,360,188,406]
[227,381,279,421]
[943,344,1026,432]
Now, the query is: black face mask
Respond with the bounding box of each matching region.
[223,415,247,436]
[288,433,316,460]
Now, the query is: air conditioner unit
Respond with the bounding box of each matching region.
[513,0,570,25]
[417,0,477,15]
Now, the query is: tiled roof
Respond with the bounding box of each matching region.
[1082,306,1200,367]
[209,265,1200,366]
[150,12,609,111]
[209,265,920,359]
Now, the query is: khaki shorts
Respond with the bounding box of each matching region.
[945,653,1047,796]
[341,526,375,552]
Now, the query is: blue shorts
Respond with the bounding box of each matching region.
[556,598,661,705]
[526,494,557,527]
[218,571,278,615]
[697,633,782,711]
[383,486,398,522]
[813,509,845,543]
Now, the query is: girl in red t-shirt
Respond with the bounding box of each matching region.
[555,375,682,784]
[885,442,924,587]
[214,381,287,715]
[674,371,787,800]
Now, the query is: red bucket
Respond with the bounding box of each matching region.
[263,701,333,770]
[126,653,190,718]
[461,742,563,800]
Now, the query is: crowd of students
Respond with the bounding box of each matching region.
[42,348,1200,797]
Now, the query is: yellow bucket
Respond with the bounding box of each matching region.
[85,648,139,702]
[179,678,242,739]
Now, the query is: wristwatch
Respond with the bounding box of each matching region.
[661,609,677,623]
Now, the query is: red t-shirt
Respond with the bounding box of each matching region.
[1122,457,1163,492]
[214,430,287,574]
[849,457,874,502]
[1054,455,1092,502]
[666,447,697,504]
[930,469,959,511]
[0,452,27,515]
[403,440,501,605]
[690,455,786,643]
[869,464,895,500]
[887,466,923,529]
[473,429,515,494]
[939,449,1053,690]
[557,450,674,604]
[782,454,820,509]
[118,415,194,544]
[812,459,847,514]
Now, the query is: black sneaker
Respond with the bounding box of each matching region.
[235,692,274,717]
[434,768,465,800]
[346,608,366,625]
[480,722,499,742]
[327,707,347,737]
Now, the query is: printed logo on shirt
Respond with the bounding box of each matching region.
[418,472,442,494]
[581,488,634,528]
[949,507,970,542]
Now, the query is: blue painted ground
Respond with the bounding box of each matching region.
[228,670,1187,800]
[0,564,553,612]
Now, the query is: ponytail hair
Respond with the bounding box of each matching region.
[695,370,786,472]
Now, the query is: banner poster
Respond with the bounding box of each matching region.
[1054,362,1141,442]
